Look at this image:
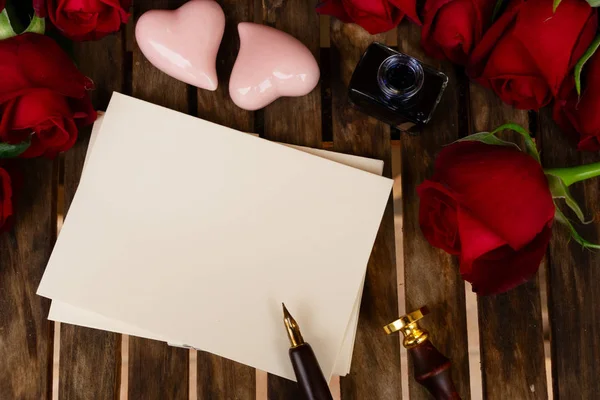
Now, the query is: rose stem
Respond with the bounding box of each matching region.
[546,161,600,186]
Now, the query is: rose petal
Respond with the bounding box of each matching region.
[466,0,523,78]
[317,0,406,34]
[316,0,354,22]
[478,26,551,110]
[461,223,551,295]
[578,135,600,152]
[489,74,550,110]
[0,34,93,104]
[5,90,72,130]
[431,141,555,250]
[553,49,600,151]
[0,90,92,158]
[388,0,421,25]
[421,0,494,65]
[0,168,13,229]
[513,0,596,95]
[95,5,123,35]
[417,180,461,254]
[344,0,404,34]
[47,0,129,41]
[456,206,506,270]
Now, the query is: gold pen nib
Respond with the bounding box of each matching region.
[282,303,304,348]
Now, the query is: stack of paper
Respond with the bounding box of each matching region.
[38,93,393,381]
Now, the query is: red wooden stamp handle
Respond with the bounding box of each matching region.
[408,339,461,400]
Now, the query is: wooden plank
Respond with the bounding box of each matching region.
[539,109,600,399]
[128,1,190,399]
[197,353,256,400]
[330,21,401,400]
[197,0,253,130]
[260,0,321,147]
[0,157,56,399]
[469,85,547,399]
[195,0,256,398]
[398,23,471,400]
[259,0,322,398]
[58,33,125,400]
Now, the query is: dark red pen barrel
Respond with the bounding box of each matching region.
[289,343,333,400]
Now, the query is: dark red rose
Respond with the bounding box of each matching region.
[0,0,5,11]
[0,167,13,232]
[316,0,420,35]
[47,0,131,41]
[421,0,496,65]
[467,0,597,110]
[418,141,555,295]
[553,50,600,152]
[0,33,96,158]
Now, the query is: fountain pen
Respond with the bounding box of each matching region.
[282,303,333,400]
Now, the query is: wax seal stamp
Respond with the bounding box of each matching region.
[135,0,225,91]
[385,306,461,400]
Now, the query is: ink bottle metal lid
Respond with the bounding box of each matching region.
[377,54,424,103]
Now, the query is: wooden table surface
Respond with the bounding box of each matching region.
[1,1,599,399]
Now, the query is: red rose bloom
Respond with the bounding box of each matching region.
[553,50,600,152]
[467,0,597,110]
[0,167,12,231]
[0,33,96,158]
[47,0,131,41]
[316,0,420,35]
[421,0,496,65]
[418,141,555,295]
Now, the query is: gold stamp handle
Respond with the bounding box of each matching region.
[383,306,429,348]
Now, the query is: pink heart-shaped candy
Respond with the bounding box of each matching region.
[229,23,320,111]
[135,0,225,91]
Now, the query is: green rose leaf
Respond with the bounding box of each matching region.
[490,123,540,163]
[554,208,600,250]
[575,34,600,96]
[23,15,45,35]
[0,9,17,40]
[553,0,562,12]
[492,0,507,22]
[455,123,540,163]
[585,0,600,7]
[546,173,590,224]
[456,131,521,150]
[545,161,600,187]
[0,140,30,158]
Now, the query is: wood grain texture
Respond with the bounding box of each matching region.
[397,22,471,400]
[260,0,322,398]
[128,1,190,399]
[195,1,256,398]
[128,340,189,400]
[330,20,401,400]
[260,0,322,146]
[197,0,254,131]
[197,350,256,400]
[539,108,600,399]
[0,159,56,400]
[59,33,125,400]
[469,85,547,400]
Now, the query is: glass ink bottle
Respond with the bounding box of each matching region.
[348,42,448,132]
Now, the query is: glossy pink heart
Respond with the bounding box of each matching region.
[135,0,225,91]
[229,23,320,110]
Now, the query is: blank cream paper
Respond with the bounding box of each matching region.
[38,93,392,381]
[49,115,383,375]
